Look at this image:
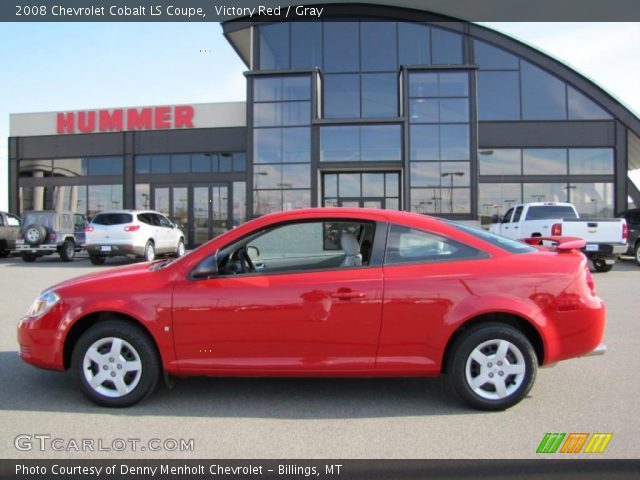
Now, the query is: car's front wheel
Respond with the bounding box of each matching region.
[449,323,537,411]
[175,238,185,258]
[71,320,160,407]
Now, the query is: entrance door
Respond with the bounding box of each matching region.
[323,172,401,210]
[152,184,230,248]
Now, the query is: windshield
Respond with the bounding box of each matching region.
[448,222,537,254]
[92,213,133,225]
[525,206,577,220]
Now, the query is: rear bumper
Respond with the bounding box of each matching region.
[86,243,145,257]
[582,243,628,258]
[15,244,59,254]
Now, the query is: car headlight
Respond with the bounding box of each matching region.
[26,291,61,318]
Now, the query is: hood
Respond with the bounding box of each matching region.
[45,261,157,294]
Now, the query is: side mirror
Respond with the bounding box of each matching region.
[491,214,500,224]
[190,251,219,280]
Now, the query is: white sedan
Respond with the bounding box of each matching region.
[85,210,185,265]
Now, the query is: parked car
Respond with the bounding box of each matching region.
[0,211,21,257]
[617,208,640,265]
[489,202,627,272]
[18,208,605,411]
[15,211,86,262]
[85,210,185,265]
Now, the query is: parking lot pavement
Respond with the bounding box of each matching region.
[1,254,639,459]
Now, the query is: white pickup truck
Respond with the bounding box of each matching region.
[489,202,628,272]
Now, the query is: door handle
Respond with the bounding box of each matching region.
[331,290,367,300]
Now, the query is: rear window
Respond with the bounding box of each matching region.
[448,222,537,254]
[525,206,577,220]
[92,213,133,225]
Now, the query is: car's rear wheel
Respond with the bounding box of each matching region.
[89,254,106,265]
[60,239,76,262]
[449,323,537,411]
[175,238,185,258]
[634,242,640,266]
[21,253,37,263]
[592,259,613,273]
[143,241,155,262]
[71,320,160,407]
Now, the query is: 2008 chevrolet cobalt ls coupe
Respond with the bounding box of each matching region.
[18,208,605,410]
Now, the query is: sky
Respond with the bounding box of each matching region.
[1,21,639,211]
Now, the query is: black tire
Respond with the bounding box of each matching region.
[60,239,76,262]
[23,224,47,247]
[22,253,37,263]
[0,251,10,258]
[174,238,185,258]
[592,259,613,273]
[143,240,155,262]
[89,255,106,265]
[71,320,160,407]
[448,323,537,411]
[634,242,640,267]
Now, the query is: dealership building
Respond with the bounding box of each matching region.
[9,2,640,248]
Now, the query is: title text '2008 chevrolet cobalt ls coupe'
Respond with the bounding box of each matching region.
[18,208,605,410]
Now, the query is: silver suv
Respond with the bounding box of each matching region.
[16,211,86,262]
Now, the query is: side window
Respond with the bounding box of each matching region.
[385,224,485,265]
[7,215,21,227]
[73,214,85,229]
[501,208,514,224]
[629,212,640,225]
[60,214,73,230]
[512,206,523,222]
[216,220,375,275]
[138,213,153,226]
[158,215,173,228]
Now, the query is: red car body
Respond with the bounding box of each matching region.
[17,208,605,409]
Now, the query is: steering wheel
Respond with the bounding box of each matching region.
[241,247,255,273]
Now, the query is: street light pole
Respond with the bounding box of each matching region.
[441,171,464,214]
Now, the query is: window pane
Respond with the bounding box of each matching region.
[260,23,289,70]
[339,173,361,197]
[361,73,397,118]
[361,125,401,161]
[233,152,246,172]
[441,188,471,214]
[523,149,567,175]
[324,74,360,118]
[441,162,471,187]
[254,102,310,127]
[360,22,397,71]
[571,183,614,218]
[324,174,338,197]
[219,153,232,172]
[410,99,438,123]
[151,155,170,174]
[569,148,614,175]
[282,76,311,100]
[253,103,281,126]
[191,153,211,173]
[478,183,521,217]
[170,154,189,174]
[20,159,52,178]
[523,183,567,203]
[88,184,122,216]
[232,182,247,227]
[254,190,281,215]
[282,127,311,163]
[86,156,123,176]
[410,125,439,160]
[324,22,359,72]
[281,102,310,126]
[135,156,151,174]
[409,72,438,97]
[567,87,611,120]
[439,99,469,122]
[254,164,282,189]
[479,149,521,175]
[398,22,430,66]
[54,158,84,177]
[362,173,385,196]
[477,71,520,120]
[521,61,567,120]
[432,28,463,65]
[291,22,322,69]
[473,40,518,69]
[439,72,468,97]
[254,77,281,102]
[320,126,359,162]
[135,184,151,210]
[386,173,399,196]
[255,76,310,102]
[411,98,468,123]
[282,164,311,188]
[410,162,440,187]
[254,128,282,163]
[440,125,469,160]
[283,190,311,210]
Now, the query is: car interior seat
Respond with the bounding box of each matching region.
[340,232,362,267]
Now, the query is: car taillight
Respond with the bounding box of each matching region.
[124,225,140,232]
[585,263,596,296]
[551,223,562,236]
[85,226,94,233]
[622,222,628,241]
[49,232,56,242]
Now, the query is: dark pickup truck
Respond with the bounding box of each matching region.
[618,208,640,265]
[0,211,22,257]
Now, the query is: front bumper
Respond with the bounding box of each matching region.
[582,343,607,357]
[17,304,67,371]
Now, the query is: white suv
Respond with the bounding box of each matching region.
[85,210,185,265]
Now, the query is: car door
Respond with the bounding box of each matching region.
[156,214,176,252]
[499,208,515,237]
[171,219,385,373]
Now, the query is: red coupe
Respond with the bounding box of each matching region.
[18,208,606,410]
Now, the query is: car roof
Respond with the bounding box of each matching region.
[93,210,163,215]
